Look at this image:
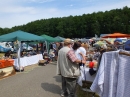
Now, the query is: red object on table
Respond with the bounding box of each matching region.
[6,59,14,67]
[89,61,94,68]
[0,59,14,69]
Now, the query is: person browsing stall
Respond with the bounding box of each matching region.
[73,42,86,67]
[57,39,86,97]
[100,38,123,50]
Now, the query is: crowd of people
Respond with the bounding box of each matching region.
[56,37,126,97]
[1,36,128,96]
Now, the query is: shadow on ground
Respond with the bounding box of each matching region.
[53,76,61,82]
[41,83,61,94]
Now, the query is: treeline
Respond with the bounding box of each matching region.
[0,6,130,38]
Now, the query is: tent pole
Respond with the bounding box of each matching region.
[17,41,21,72]
[45,41,48,54]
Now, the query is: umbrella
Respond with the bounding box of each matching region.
[102,33,130,38]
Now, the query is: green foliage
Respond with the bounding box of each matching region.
[0,6,130,38]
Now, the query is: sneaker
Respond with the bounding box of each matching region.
[60,93,65,97]
[60,92,68,97]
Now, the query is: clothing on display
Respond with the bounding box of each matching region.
[90,50,130,97]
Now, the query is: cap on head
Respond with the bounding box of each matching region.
[64,38,73,45]
[114,38,122,44]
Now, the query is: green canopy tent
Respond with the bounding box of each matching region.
[41,34,61,42]
[40,34,61,53]
[55,36,65,41]
[0,30,45,71]
[0,30,45,42]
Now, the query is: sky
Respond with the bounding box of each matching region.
[0,0,130,28]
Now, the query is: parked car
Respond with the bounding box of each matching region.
[22,43,33,51]
[0,42,13,52]
[0,45,11,52]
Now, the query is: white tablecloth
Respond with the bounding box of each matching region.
[13,54,43,67]
[77,66,96,86]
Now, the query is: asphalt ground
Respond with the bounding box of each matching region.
[0,62,62,97]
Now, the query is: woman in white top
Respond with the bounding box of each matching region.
[79,43,89,65]
[72,42,86,66]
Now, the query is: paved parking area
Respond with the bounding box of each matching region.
[0,62,62,97]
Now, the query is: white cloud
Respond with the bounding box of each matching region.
[0,7,60,28]
[0,6,36,14]
[0,0,130,28]
[70,4,73,7]
[66,4,74,7]
[25,0,55,3]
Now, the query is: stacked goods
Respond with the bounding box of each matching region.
[0,59,15,79]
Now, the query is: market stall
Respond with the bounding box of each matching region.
[40,34,61,53]
[13,54,43,67]
[0,30,45,71]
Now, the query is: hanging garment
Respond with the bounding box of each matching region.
[91,50,130,97]
[90,51,119,97]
